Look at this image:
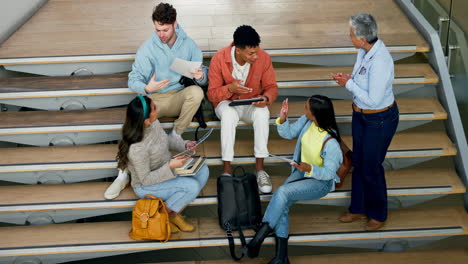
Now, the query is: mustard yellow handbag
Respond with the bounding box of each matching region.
[129,195,171,242]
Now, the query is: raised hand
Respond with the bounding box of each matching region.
[144,73,171,93]
[228,80,252,94]
[189,68,204,81]
[169,155,190,169]
[279,98,289,124]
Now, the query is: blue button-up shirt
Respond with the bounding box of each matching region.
[345,40,395,110]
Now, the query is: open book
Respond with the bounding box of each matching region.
[175,156,206,177]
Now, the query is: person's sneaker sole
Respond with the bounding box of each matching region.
[258,185,272,194]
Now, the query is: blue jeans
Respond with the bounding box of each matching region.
[349,103,399,222]
[133,165,209,213]
[262,169,333,238]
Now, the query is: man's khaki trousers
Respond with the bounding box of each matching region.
[149,85,204,135]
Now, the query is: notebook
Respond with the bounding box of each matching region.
[175,156,206,176]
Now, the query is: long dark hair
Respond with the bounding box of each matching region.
[116,96,152,170]
[308,95,342,143]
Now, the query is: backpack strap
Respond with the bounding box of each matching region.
[226,228,247,261]
[194,104,207,129]
[224,170,248,261]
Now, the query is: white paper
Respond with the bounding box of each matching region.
[170,58,202,78]
[269,154,297,165]
[194,127,214,146]
[172,128,214,158]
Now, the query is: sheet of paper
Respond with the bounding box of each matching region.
[173,128,214,158]
[194,127,214,146]
[170,58,202,78]
[268,154,296,165]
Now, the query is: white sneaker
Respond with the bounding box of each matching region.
[256,170,272,194]
[104,177,129,200]
[171,129,183,140]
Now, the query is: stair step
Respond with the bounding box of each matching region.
[0,0,428,64]
[1,206,466,258]
[0,64,437,99]
[276,63,439,88]
[0,73,129,95]
[0,168,463,213]
[0,131,457,174]
[155,248,468,264]
[202,131,457,164]
[0,98,446,136]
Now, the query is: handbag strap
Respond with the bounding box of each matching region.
[158,200,171,243]
[321,136,333,152]
[321,136,351,154]
[144,194,157,200]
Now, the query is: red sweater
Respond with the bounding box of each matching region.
[207,44,278,108]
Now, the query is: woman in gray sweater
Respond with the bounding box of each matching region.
[116,95,209,232]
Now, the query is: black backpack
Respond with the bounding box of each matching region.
[217,167,262,261]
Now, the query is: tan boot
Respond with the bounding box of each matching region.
[170,214,195,232]
[338,212,367,223]
[169,222,180,233]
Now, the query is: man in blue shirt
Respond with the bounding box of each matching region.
[105,3,207,200]
[128,2,207,139]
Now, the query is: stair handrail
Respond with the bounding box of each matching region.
[396,0,468,210]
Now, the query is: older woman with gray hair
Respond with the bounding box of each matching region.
[332,13,399,231]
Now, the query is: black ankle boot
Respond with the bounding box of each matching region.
[244,222,273,258]
[267,236,290,264]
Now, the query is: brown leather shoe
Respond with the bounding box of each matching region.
[365,218,385,231]
[339,212,367,223]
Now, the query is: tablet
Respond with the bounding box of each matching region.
[228,97,263,106]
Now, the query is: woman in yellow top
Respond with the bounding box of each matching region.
[245,95,343,264]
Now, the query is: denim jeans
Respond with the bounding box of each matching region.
[349,103,399,222]
[262,169,333,238]
[133,165,209,213]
